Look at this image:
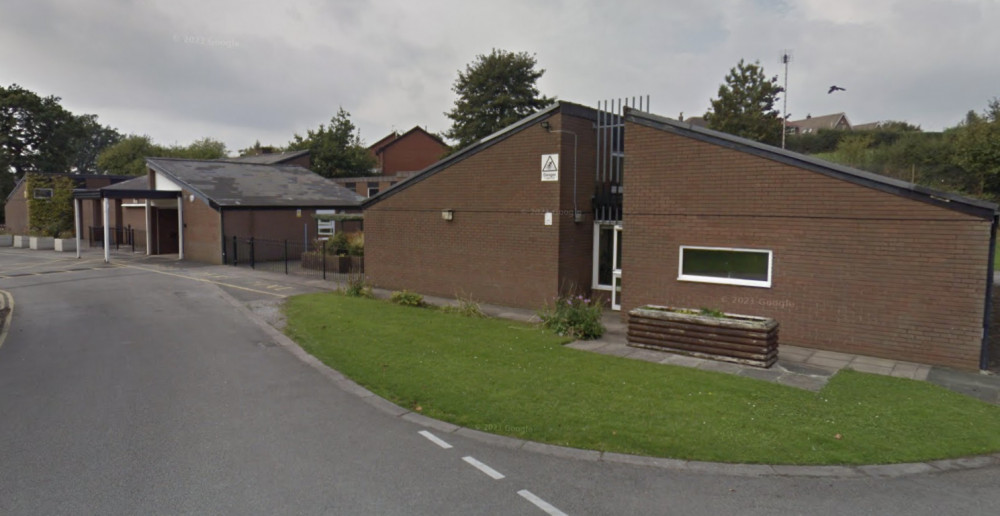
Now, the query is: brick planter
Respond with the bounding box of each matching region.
[627,305,779,368]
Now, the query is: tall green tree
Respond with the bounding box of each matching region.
[444,49,554,149]
[287,108,375,178]
[951,98,1000,197]
[704,59,784,146]
[70,114,123,174]
[96,135,227,176]
[1,84,121,222]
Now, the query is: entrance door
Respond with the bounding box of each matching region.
[154,208,179,254]
[611,225,622,311]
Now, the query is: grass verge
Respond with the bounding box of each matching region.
[284,292,1000,465]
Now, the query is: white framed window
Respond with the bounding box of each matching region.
[317,209,337,237]
[678,246,772,288]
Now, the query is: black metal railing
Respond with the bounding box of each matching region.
[224,235,364,281]
[89,225,144,252]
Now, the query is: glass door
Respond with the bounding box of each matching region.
[611,225,622,311]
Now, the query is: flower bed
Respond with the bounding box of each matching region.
[627,305,778,368]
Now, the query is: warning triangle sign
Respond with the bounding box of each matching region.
[542,156,558,172]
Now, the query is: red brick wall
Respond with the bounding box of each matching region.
[365,110,596,308]
[623,122,992,370]
[380,130,448,174]
[180,191,222,264]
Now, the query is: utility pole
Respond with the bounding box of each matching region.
[780,50,792,149]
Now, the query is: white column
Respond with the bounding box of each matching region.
[177,194,184,260]
[73,198,81,259]
[102,198,110,264]
[145,199,152,255]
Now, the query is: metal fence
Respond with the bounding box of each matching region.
[88,225,146,253]
[224,235,364,282]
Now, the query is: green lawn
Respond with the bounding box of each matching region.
[284,292,1000,465]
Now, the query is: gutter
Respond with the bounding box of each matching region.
[982,214,998,370]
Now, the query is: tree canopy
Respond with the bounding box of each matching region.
[2,83,122,222]
[96,135,228,176]
[286,108,375,178]
[705,59,784,146]
[951,98,1000,197]
[444,49,554,150]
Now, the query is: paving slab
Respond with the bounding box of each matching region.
[738,368,784,382]
[697,361,745,374]
[660,354,707,367]
[848,363,894,375]
[806,356,852,369]
[850,356,898,368]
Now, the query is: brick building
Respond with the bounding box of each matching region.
[74,158,363,264]
[4,173,132,234]
[331,127,450,199]
[363,101,998,370]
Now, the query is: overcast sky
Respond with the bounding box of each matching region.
[2,0,998,155]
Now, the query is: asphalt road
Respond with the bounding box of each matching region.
[2,249,1000,515]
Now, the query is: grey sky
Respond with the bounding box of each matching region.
[2,0,997,154]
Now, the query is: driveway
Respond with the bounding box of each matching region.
[2,248,1000,515]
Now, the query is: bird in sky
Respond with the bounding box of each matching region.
[828,85,846,94]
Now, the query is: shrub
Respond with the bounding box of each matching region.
[346,232,364,257]
[343,270,373,298]
[440,296,488,318]
[326,231,350,255]
[538,294,605,340]
[390,290,425,307]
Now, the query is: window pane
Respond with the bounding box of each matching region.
[598,227,614,285]
[682,249,769,281]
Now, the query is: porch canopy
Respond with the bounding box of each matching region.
[73,176,182,263]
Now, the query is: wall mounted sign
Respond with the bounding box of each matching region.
[541,154,559,181]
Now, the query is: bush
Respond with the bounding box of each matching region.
[538,294,605,340]
[343,271,373,298]
[440,296,488,318]
[390,290,425,307]
[346,232,364,257]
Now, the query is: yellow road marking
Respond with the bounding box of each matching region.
[118,263,287,298]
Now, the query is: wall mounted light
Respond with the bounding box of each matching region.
[441,209,454,221]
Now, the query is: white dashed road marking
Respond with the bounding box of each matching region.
[462,456,505,480]
[518,489,568,516]
[418,430,453,449]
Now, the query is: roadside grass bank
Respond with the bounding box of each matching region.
[284,292,1000,465]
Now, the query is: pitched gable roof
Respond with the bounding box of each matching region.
[146,158,363,209]
[787,112,851,133]
[626,109,996,220]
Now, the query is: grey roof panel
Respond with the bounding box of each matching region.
[146,158,364,208]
